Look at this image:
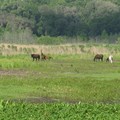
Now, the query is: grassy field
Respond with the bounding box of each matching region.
[0,54,120,103]
[0,45,120,119]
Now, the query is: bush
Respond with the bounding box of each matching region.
[37,36,65,45]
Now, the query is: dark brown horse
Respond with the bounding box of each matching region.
[31,54,40,61]
[94,54,103,61]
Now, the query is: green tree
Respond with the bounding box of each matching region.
[83,0,120,37]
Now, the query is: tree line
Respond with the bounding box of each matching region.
[0,0,120,43]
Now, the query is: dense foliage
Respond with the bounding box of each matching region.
[1,0,120,43]
[0,100,120,119]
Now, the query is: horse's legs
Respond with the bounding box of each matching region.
[37,57,40,61]
[110,58,113,63]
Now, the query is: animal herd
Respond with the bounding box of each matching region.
[94,54,113,63]
[31,51,113,63]
[31,50,52,61]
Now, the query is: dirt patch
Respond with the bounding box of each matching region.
[0,69,31,76]
[6,97,120,104]
[9,97,80,104]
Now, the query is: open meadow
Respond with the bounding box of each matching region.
[0,43,120,119]
[0,53,120,103]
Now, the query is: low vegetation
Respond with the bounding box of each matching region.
[0,101,120,119]
[0,43,120,119]
[1,43,120,56]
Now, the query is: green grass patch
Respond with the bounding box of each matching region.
[0,101,120,119]
[0,54,120,103]
[0,54,120,119]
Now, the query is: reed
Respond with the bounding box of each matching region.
[0,43,119,56]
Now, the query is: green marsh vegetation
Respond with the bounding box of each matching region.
[0,101,120,120]
[1,0,120,118]
[0,52,120,102]
[0,44,120,119]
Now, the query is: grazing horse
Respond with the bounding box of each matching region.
[31,54,40,61]
[106,55,113,63]
[41,53,52,60]
[94,54,103,61]
[41,50,52,60]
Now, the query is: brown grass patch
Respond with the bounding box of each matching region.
[0,43,114,55]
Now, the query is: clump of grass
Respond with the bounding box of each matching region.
[22,48,28,53]
[79,44,85,52]
[11,45,17,51]
[31,48,36,52]
[7,45,11,48]
[2,45,5,49]
[19,47,23,52]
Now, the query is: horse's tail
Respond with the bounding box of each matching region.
[31,54,34,57]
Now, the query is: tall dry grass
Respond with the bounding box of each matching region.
[0,43,119,56]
